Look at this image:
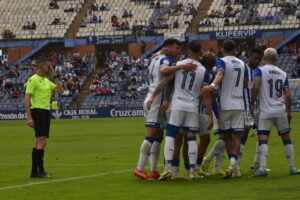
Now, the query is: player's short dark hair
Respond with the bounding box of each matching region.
[162,38,181,48]
[187,40,202,53]
[35,57,50,67]
[250,47,263,56]
[202,52,217,68]
[222,40,236,52]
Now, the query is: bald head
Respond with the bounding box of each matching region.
[263,48,277,64]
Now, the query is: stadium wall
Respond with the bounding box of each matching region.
[37,43,96,58]
[7,46,34,64]
[128,42,159,57]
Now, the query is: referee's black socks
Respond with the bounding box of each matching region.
[36,149,45,173]
[31,148,38,176]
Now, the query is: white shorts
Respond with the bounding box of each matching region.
[219,110,244,134]
[199,112,219,136]
[244,111,255,127]
[167,110,199,133]
[257,116,290,135]
[143,94,166,129]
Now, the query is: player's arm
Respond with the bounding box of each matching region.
[250,68,261,118]
[283,77,292,123]
[160,76,175,112]
[202,70,214,130]
[160,62,197,76]
[25,93,34,128]
[203,89,213,130]
[243,64,249,89]
[251,78,260,103]
[201,59,225,95]
[201,70,224,95]
[146,74,174,110]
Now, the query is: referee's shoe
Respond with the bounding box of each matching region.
[30,148,51,178]
[31,171,51,178]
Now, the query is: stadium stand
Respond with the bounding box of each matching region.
[77,0,201,37]
[80,51,148,109]
[0,0,84,40]
[199,0,300,32]
[0,52,96,111]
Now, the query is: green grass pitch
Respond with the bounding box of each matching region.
[0,114,300,200]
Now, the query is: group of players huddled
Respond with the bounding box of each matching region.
[133,39,300,181]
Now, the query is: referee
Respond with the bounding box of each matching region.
[25,58,63,178]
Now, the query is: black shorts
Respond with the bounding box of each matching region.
[31,109,51,138]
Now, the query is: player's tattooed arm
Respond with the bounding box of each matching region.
[163,77,175,101]
[283,87,292,123]
[250,78,260,118]
[146,74,174,110]
[160,78,175,112]
[202,86,213,130]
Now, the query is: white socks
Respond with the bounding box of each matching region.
[137,139,153,171]
[284,140,294,169]
[237,144,245,169]
[187,139,197,172]
[149,140,161,172]
[206,139,226,162]
[214,151,225,170]
[258,143,268,171]
[164,136,175,168]
[252,142,260,169]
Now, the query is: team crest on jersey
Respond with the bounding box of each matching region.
[163,59,170,65]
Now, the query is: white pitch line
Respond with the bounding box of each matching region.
[0,169,132,191]
[1,163,93,166]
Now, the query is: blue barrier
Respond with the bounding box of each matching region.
[0,107,144,120]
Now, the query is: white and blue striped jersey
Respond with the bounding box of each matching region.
[199,70,218,115]
[253,64,289,118]
[147,55,174,102]
[170,58,210,113]
[216,56,248,111]
[243,64,254,112]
